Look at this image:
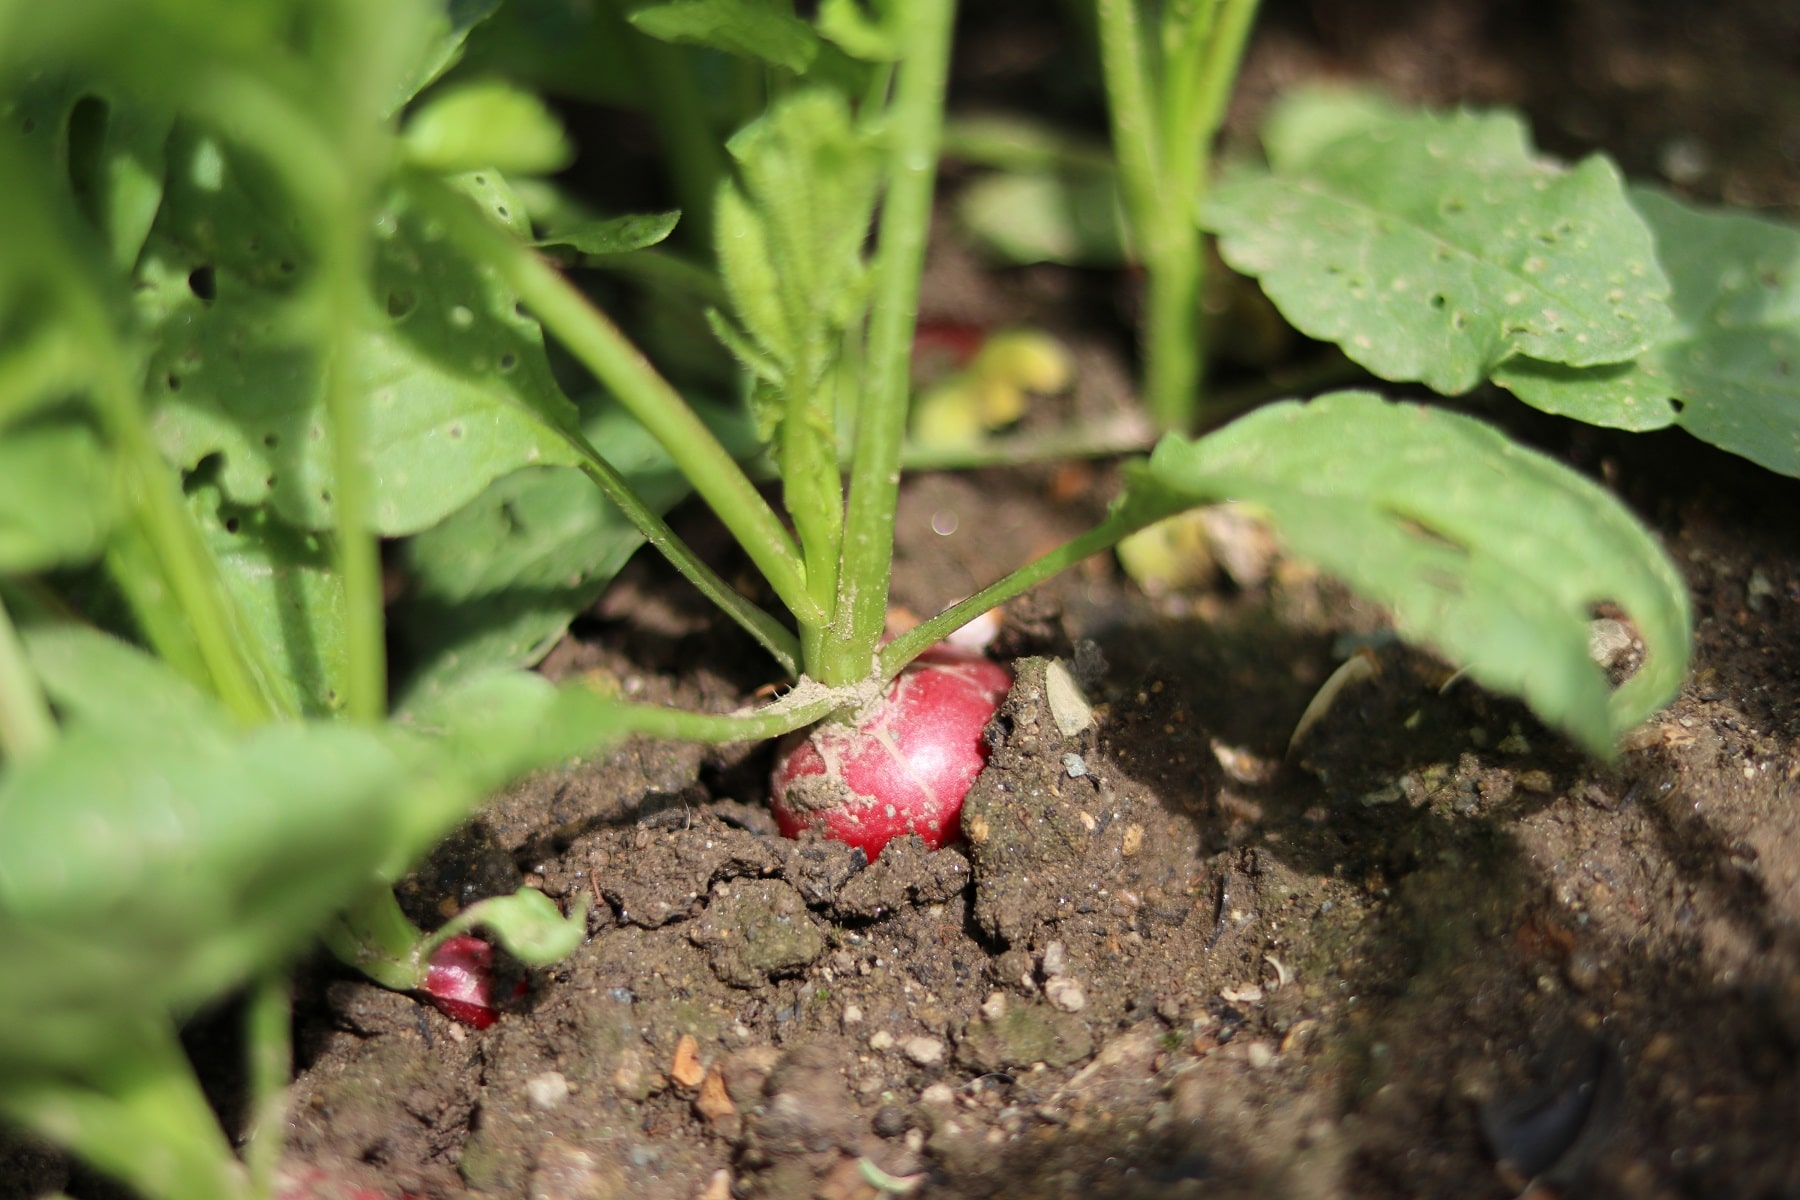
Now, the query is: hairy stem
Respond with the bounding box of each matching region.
[825,0,959,687]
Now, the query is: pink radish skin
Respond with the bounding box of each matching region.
[770,648,1013,860]
[422,935,523,1029]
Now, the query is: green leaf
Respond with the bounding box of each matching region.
[431,886,587,966]
[392,395,757,708]
[627,0,821,73]
[1498,189,1800,474]
[816,0,899,61]
[0,720,418,1069]
[140,131,579,536]
[11,72,172,273]
[955,170,1129,267]
[400,0,505,107]
[713,88,879,443]
[19,619,229,742]
[1205,99,1675,395]
[1139,391,1690,755]
[191,480,349,716]
[533,209,681,256]
[0,412,119,572]
[403,78,572,176]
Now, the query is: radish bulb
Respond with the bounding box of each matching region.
[421,934,523,1029]
[770,648,1013,859]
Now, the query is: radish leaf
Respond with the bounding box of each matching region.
[1206,93,1674,396]
[1138,390,1689,755]
[140,132,579,536]
[627,0,822,74]
[1499,188,1800,475]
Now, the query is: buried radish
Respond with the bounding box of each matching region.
[769,647,1013,859]
[421,934,522,1029]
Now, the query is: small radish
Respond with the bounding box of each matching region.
[770,647,1013,860]
[421,935,523,1029]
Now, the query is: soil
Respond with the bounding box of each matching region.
[10,3,1800,1199]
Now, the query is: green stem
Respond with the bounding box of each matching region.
[1096,0,1164,257]
[0,1025,247,1200]
[879,508,1152,680]
[0,591,56,762]
[1099,0,1261,431]
[318,243,386,721]
[1193,0,1261,158]
[242,973,291,1200]
[826,0,958,687]
[412,173,822,628]
[92,344,287,724]
[325,883,431,991]
[567,451,801,676]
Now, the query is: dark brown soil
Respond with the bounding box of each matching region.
[11,4,1800,1199]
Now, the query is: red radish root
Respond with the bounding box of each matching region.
[422,935,523,1029]
[770,648,1013,859]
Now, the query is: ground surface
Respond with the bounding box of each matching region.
[9,2,1800,1198]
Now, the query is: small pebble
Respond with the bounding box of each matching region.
[980,991,1008,1021]
[1245,1041,1275,1070]
[869,1030,895,1052]
[1062,752,1088,778]
[525,1071,570,1112]
[903,1036,946,1067]
[873,1105,909,1138]
[1046,659,1095,737]
[842,1003,864,1027]
[1041,941,1069,978]
[1044,977,1086,1013]
[920,1082,956,1106]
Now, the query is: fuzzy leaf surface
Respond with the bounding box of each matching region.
[1206,96,1674,396]
[1499,189,1800,474]
[1139,391,1689,755]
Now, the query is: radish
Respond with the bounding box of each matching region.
[421,934,523,1029]
[769,648,1012,859]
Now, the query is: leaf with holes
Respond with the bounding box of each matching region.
[1498,188,1800,474]
[1135,391,1689,755]
[9,72,172,272]
[1204,93,1675,396]
[140,130,579,536]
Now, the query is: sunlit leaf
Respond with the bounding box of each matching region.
[1499,189,1800,474]
[1206,94,1675,396]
